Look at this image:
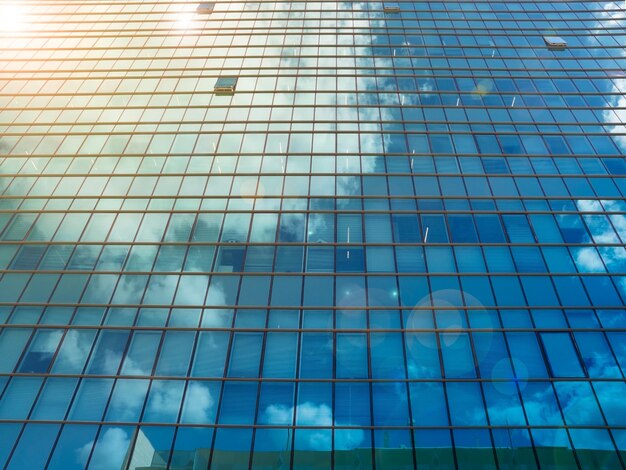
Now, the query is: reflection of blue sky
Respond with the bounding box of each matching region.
[2,1,626,464]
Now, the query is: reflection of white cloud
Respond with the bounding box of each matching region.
[586,346,626,377]
[574,200,626,272]
[112,275,149,303]
[556,382,606,425]
[608,209,626,239]
[200,283,232,327]
[146,381,183,419]
[98,349,124,375]
[584,216,620,244]
[334,428,365,451]
[181,382,215,423]
[205,282,226,305]
[263,402,364,450]
[174,275,210,305]
[593,382,626,425]
[78,428,130,470]
[107,380,148,421]
[521,388,562,425]
[201,309,232,328]
[264,404,297,425]
[38,330,63,353]
[573,247,606,272]
[121,355,148,376]
[302,430,333,451]
[577,200,603,212]
[54,330,94,371]
[599,18,626,149]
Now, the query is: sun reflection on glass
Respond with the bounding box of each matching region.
[1,4,25,31]
[174,13,195,31]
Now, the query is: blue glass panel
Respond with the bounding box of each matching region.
[47,425,99,470]
[483,381,526,425]
[219,382,258,425]
[69,379,114,421]
[31,378,78,420]
[171,428,212,470]
[594,382,626,426]
[371,332,405,379]
[263,332,297,378]
[521,383,564,426]
[155,331,195,376]
[300,333,333,378]
[105,379,149,422]
[0,377,43,419]
[446,382,487,426]
[228,333,263,378]
[0,424,22,466]
[335,383,371,426]
[506,333,548,378]
[441,333,475,378]
[6,424,60,470]
[372,383,410,426]
[409,382,449,426]
[336,334,368,378]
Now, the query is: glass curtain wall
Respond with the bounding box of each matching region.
[0,0,626,468]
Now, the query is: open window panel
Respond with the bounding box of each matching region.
[544,36,567,50]
[383,3,400,12]
[197,3,215,14]
[214,76,238,94]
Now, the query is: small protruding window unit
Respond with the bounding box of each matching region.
[214,77,238,93]
[383,3,400,12]
[197,3,215,14]
[544,36,567,50]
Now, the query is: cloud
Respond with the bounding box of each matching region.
[334,428,366,450]
[573,247,606,272]
[263,404,296,425]
[77,428,131,470]
[556,382,605,425]
[146,381,184,421]
[111,275,149,304]
[180,382,216,423]
[53,330,94,372]
[106,380,149,421]
[120,354,150,376]
[174,274,210,305]
[572,201,626,272]
[586,350,622,377]
[262,402,365,450]
[37,329,64,353]
[200,283,233,328]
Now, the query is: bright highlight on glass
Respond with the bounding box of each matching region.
[0,3,25,31]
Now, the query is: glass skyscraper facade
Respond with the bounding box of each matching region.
[1,0,626,468]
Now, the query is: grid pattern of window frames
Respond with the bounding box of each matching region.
[1,1,626,469]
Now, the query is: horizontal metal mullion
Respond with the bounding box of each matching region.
[1,64,626,74]
[2,130,626,138]
[3,172,626,179]
[3,269,626,276]
[2,241,626,247]
[0,303,625,310]
[2,325,626,334]
[0,418,622,430]
[1,195,625,200]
